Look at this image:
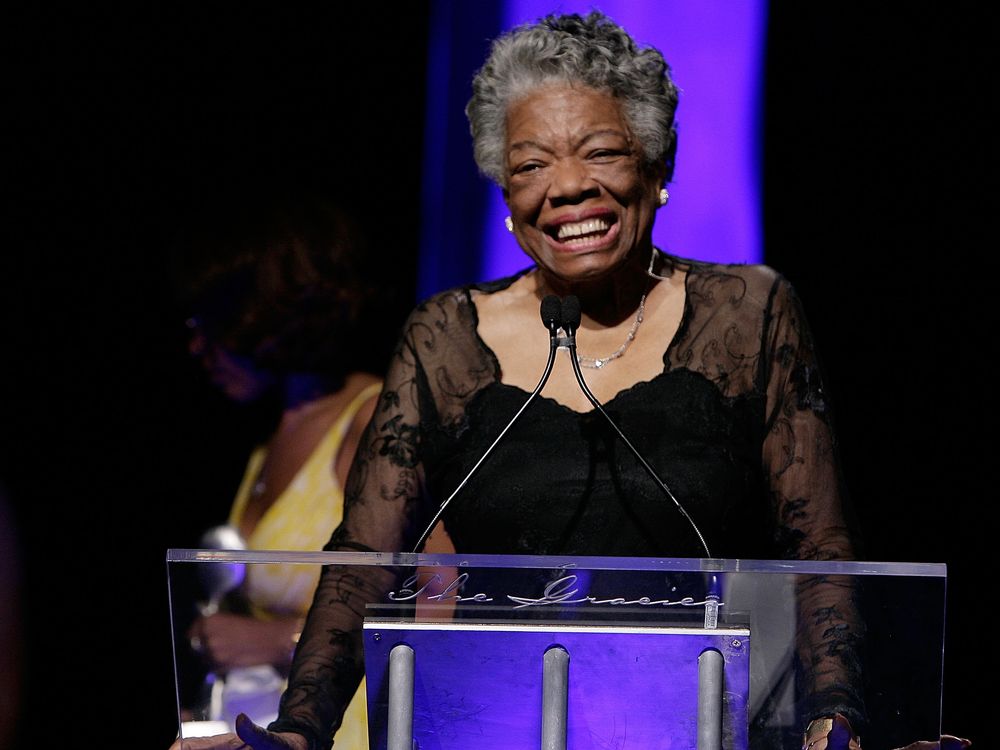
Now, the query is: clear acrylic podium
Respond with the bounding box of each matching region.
[167,550,947,750]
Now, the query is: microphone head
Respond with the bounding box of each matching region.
[561,295,582,332]
[540,295,562,332]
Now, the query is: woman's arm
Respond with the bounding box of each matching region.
[266,306,436,750]
[758,275,867,734]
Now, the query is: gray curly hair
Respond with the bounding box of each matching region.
[466,11,680,188]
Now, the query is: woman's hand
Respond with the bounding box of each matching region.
[802,714,971,750]
[892,738,971,750]
[804,714,862,750]
[168,713,308,750]
[188,613,301,671]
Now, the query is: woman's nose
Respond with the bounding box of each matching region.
[549,157,597,204]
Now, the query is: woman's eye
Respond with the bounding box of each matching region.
[589,149,624,161]
[513,162,543,174]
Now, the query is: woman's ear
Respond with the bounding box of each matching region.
[653,161,668,190]
[642,160,668,201]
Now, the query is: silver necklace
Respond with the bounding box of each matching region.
[575,292,647,369]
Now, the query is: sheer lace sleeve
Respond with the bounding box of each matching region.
[760,275,867,730]
[761,275,853,563]
[268,290,497,749]
[266,305,430,749]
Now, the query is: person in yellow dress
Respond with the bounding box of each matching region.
[176,191,395,749]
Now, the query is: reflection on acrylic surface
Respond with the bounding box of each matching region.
[168,552,948,749]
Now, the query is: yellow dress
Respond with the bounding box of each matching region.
[229,382,381,750]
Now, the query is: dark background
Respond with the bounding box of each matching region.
[2,4,990,747]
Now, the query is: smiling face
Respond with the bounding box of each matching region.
[504,84,664,285]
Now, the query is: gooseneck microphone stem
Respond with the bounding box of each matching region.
[411,296,564,553]
[563,306,713,560]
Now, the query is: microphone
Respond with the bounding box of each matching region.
[559,295,714,559]
[540,293,562,334]
[411,295,564,553]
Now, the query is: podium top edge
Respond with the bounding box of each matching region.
[164,549,947,577]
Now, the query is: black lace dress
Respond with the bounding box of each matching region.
[269,255,864,749]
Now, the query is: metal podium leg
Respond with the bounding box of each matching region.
[388,644,415,750]
[697,648,724,750]
[541,646,569,750]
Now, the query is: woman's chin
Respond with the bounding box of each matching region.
[535,244,639,285]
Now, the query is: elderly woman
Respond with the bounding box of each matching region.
[174,12,966,750]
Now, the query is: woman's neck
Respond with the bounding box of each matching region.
[280,372,345,412]
[534,244,656,327]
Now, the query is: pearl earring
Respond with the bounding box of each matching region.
[504,216,514,232]
[658,188,670,207]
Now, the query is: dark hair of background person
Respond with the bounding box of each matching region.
[171,190,397,392]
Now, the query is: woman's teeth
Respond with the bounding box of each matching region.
[556,218,610,240]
